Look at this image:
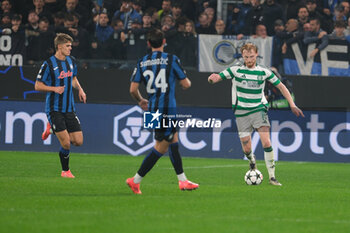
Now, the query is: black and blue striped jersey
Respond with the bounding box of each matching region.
[131,51,186,116]
[36,55,77,114]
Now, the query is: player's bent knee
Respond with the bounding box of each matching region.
[61,141,71,149]
[72,139,83,147]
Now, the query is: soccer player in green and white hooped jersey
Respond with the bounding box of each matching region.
[208,43,304,186]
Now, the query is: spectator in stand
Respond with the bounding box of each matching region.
[53,11,65,29]
[278,18,303,54]
[243,0,264,35]
[253,24,268,38]
[306,0,333,33]
[271,19,285,71]
[333,4,347,22]
[26,10,39,32]
[177,19,197,67]
[297,6,309,28]
[113,0,142,30]
[64,0,89,28]
[345,17,350,35]
[171,2,183,21]
[329,20,349,40]
[125,19,150,60]
[214,19,228,35]
[175,16,187,32]
[204,7,216,28]
[303,22,311,31]
[146,7,160,28]
[90,12,114,59]
[0,0,13,19]
[303,17,329,58]
[227,0,251,34]
[262,0,284,36]
[32,0,53,24]
[107,19,126,59]
[341,0,350,18]
[158,0,171,21]
[25,10,39,52]
[132,0,144,16]
[160,14,178,54]
[27,17,55,62]
[195,12,215,34]
[0,12,11,28]
[55,13,89,58]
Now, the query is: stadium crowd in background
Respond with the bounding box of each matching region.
[0,0,350,70]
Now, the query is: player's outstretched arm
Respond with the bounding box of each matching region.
[72,77,86,103]
[208,73,222,84]
[130,81,148,111]
[35,80,65,94]
[276,82,304,117]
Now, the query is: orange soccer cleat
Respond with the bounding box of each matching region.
[179,180,199,191]
[42,122,53,140]
[61,170,75,178]
[126,177,142,194]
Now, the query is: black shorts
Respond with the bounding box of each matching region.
[155,126,177,142]
[47,111,81,133]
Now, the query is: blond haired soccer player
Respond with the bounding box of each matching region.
[35,33,86,178]
[208,43,304,186]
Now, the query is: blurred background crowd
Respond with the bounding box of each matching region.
[1,0,350,69]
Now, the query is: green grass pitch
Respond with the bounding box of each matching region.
[1,151,350,233]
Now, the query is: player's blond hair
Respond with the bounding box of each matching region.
[54,33,73,50]
[240,43,258,53]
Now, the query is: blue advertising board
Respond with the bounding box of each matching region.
[0,101,349,162]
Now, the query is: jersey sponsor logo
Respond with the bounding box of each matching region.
[58,70,73,79]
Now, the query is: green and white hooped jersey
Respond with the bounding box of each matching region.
[219,63,281,117]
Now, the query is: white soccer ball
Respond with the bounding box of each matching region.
[244,169,263,185]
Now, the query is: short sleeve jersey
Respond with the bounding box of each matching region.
[130,51,186,116]
[219,62,280,117]
[36,55,78,114]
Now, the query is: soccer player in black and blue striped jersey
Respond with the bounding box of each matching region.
[126,29,199,194]
[35,33,86,178]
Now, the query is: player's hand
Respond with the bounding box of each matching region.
[139,99,148,111]
[208,73,221,84]
[291,106,304,117]
[54,86,65,94]
[79,89,87,103]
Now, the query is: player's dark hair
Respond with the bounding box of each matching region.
[147,29,164,48]
[54,33,73,50]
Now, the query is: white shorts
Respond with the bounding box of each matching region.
[236,110,270,138]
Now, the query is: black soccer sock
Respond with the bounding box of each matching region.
[59,147,70,171]
[137,148,163,177]
[169,142,184,175]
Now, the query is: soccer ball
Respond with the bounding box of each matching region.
[244,169,263,185]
